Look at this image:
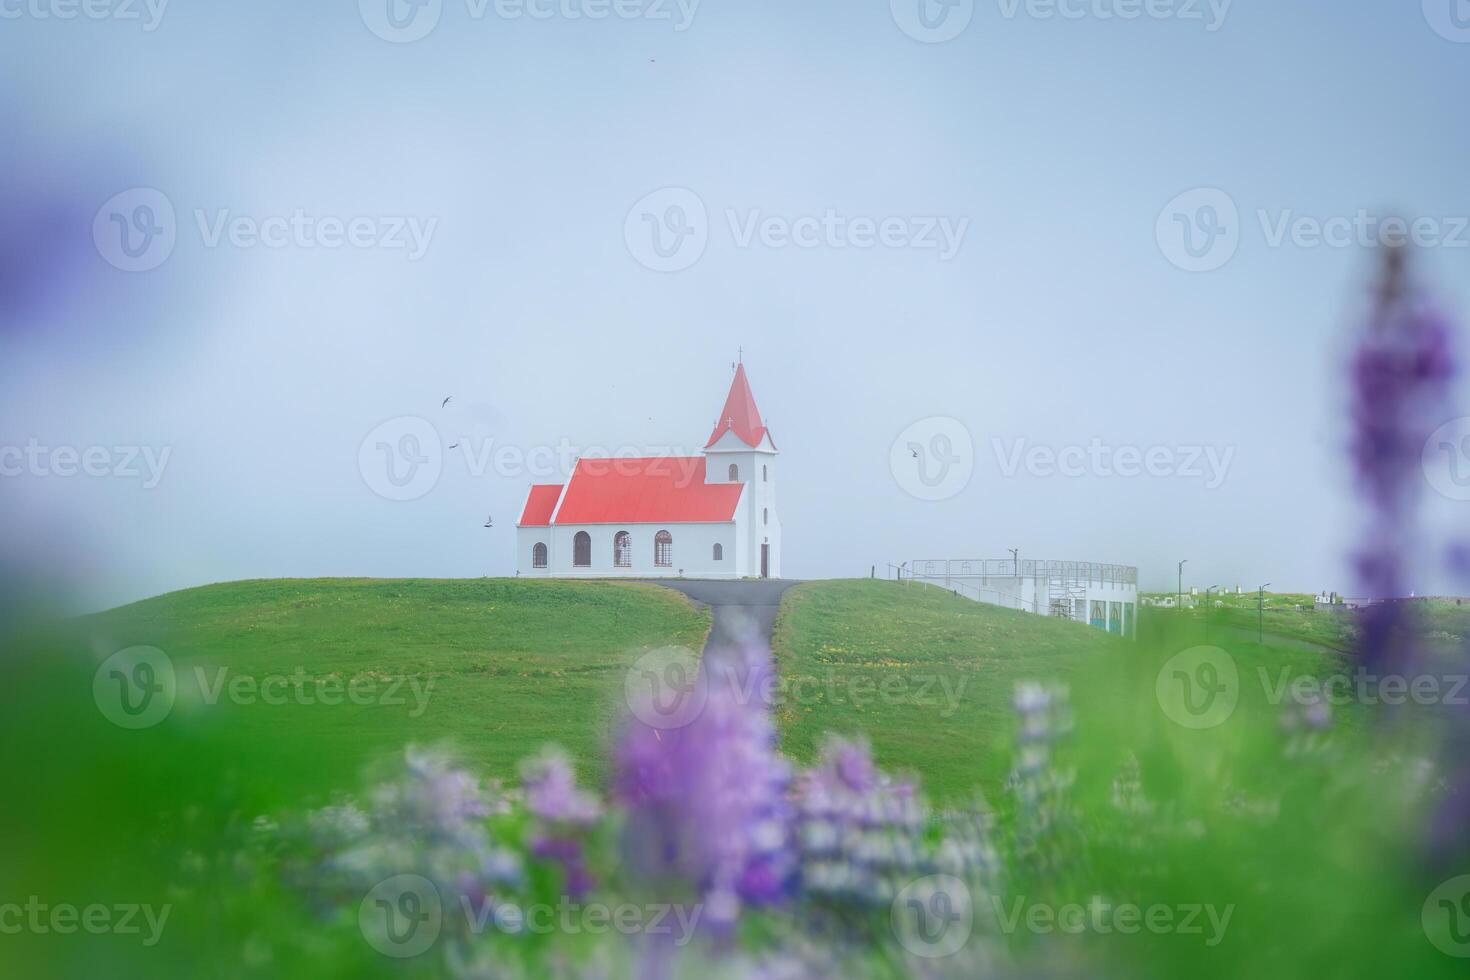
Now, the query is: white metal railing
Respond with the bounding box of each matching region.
[887,562,1034,612]
[907,558,1138,587]
[891,558,1137,635]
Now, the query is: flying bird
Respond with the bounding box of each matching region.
[448,442,460,450]
[441,395,453,409]
[484,515,493,528]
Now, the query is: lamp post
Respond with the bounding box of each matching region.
[1257,583,1271,644]
[1177,559,1188,612]
[1009,548,1020,577]
[1204,584,1221,641]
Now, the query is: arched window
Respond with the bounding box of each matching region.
[654,530,673,567]
[763,508,768,525]
[762,465,768,481]
[713,543,723,561]
[728,463,739,481]
[613,531,632,568]
[532,542,548,568]
[573,531,591,567]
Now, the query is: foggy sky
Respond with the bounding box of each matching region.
[3,0,1468,610]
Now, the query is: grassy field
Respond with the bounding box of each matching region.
[770,579,1121,799]
[1145,591,1470,655]
[6,577,1464,978]
[0,577,710,977]
[63,578,711,800]
[46,576,1415,809]
[770,580,1378,802]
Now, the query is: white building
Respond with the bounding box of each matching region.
[515,364,782,579]
[905,558,1138,636]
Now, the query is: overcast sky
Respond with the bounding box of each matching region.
[2,0,1469,610]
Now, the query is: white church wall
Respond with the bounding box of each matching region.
[703,447,780,579]
[517,522,739,578]
[517,525,554,577]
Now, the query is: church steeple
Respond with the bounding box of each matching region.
[705,363,775,450]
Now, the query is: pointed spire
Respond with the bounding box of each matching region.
[705,362,773,449]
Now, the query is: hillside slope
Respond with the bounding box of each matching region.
[69,578,711,798]
[771,579,1122,799]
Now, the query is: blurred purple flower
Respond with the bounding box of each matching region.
[1349,246,1456,675]
[522,748,601,826]
[294,747,521,924]
[1007,682,1075,871]
[793,736,926,907]
[371,746,504,848]
[521,748,601,899]
[0,194,93,332]
[1346,247,1470,868]
[614,644,795,932]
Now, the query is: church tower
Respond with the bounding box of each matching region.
[703,363,781,578]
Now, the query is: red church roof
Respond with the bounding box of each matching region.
[517,365,772,528]
[550,457,742,524]
[705,364,774,449]
[518,484,563,527]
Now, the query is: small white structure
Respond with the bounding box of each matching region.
[905,558,1138,636]
[516,364,782,579]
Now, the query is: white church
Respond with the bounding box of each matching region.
[516,364,782,579]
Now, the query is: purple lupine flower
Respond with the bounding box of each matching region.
[521,748,602,900]
[372,746,504,847]
[1345,247,1470,867]
[522,748,601,826]
[1349,245,1456,675]
[294,747,521,939]
[614,643,795,934]
[792,736,927,907]
[1007,683,1075,871]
